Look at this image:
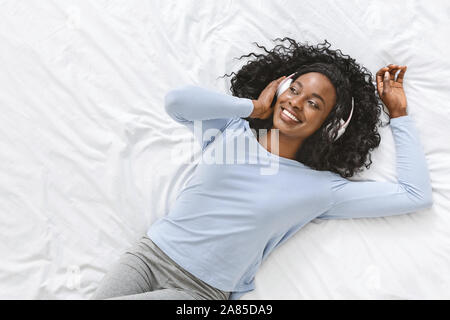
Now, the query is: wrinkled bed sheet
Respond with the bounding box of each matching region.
[1,0,449,299]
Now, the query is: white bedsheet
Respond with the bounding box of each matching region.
[1,0,449,299]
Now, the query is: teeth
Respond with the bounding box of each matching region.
[282,108,300,122]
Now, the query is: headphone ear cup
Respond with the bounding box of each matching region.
[276,79,293,98]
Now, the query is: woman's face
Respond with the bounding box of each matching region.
[273,72,337,139]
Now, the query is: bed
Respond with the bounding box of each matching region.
[1,0,449,299]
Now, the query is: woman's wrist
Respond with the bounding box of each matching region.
[390,110,408,118]
[250,100,260,118]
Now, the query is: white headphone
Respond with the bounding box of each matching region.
[276,73,354,142]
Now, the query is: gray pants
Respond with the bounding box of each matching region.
[90,236,230,300]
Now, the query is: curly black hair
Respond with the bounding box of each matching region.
[219,37,390,178]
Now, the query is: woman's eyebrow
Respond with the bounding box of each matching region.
[293,80,326,107]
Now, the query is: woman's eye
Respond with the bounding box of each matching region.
[309,101,319,109]
[289,87,297,94]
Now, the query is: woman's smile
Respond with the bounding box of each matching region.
[280,106,303,125]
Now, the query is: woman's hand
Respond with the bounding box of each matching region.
[250,76,286,119]
[376,64,408,118]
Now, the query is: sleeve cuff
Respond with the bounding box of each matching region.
[389,115,412,127]
[239,98,255,118]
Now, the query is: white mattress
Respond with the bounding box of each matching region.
[1,0,450,299]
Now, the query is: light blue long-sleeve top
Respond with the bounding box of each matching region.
[147,85,433,300]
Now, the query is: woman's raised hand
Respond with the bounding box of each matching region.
[376,64,408,118]
[250,76,286,119]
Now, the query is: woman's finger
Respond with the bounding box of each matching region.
[387,64,401,82]
[388,64,399,69]
[397,66,407,84]
[376,71,382,94]
[388,66,398,81]
[383,70,391,93]
[376,67,388,94]
[271,76,285,86]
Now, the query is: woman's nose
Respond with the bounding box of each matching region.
[289,97,304,110]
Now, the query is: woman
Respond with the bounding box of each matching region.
[91,38,432,300]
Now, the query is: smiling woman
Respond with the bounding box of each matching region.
[92,36,432,302]
[221,37,386,178]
